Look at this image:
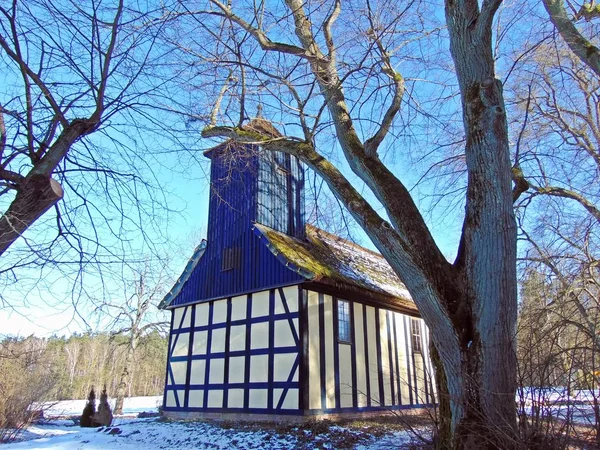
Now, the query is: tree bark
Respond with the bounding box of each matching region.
[0,174,63,256]
[435,1,518,447]
[113,339,137,415]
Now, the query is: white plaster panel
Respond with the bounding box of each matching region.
[208,390,223,408]
[213,299,228,324]
[181,307,192,329]
[251,322,269,349]
[170,361,187,385]
[211,328,226,353]
[415,354,426,404]
[366,306,380,406]
[171,333,190,356]
[379,309,392,406]
[282,388,298,410]
[395,313,409,405]
[172,309,183,331]
[274,290,286,315]
[273,388,283,409]
[273,353,297,382]
[273,388,299,410]
[324,295,336,409]
[166,391,177,407]
[307,291,321,410]
[231,295,247,321]
[190,360,205,385]
[388,312,398,405]
[282,286,298,312]
[188,390,204,407]
[229,325,246,352]
[192,331,208,355]
[274,319,296,348]
[209,358,225,384]
[339,343,353,408]
[195,303,209,327]
[229,356,245,384]
[353,303,368,407]
[251,290,270,318]
[250,354,269,382]
[249,389,268,409]
[228,389,244,408]
[171,333,189,357]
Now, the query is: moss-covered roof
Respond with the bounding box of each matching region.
[253,223,416,310]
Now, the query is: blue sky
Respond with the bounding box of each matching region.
[0,0,483,338]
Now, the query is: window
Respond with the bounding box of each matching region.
[337,300,352,343]
[221,247,240,271]
[411,318,422,353]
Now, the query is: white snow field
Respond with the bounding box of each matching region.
[41,396,164,418]
[4,396,423,449]
[518,388,600,426]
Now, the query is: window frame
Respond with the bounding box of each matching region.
[411,318,422,353]
[337,299,352,344]
[221,247,240,271]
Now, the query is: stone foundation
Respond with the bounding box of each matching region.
[162,406,431,424]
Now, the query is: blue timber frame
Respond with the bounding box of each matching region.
[164,287,302,415]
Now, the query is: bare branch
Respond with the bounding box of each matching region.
[206,0,310,59]
[542,0,600,78]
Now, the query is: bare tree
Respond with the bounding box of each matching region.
[94,259,170,415]
[508,26,600,363]
[163,0,518,447]
[503,23,600,442]
[0,0,179,305]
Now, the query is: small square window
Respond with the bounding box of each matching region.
[337,300,352,343]
[222,247,240,271]
[411,318,422,353]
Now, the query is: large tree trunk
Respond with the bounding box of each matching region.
[418,283,517,449]
[429,1,518,448]
[113,339,137,415]
[0,175,63,255]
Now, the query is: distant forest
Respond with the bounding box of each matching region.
[0,332,167,402]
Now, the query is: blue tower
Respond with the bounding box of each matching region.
[167,132,306,307]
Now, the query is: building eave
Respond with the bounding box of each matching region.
[159,240,207,310]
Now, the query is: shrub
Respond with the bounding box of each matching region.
[93,386,113,427]
[0,337,58,443]
[80,388,96,428]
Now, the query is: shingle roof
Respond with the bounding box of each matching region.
[253,223,416,311]
[160,224,417,313]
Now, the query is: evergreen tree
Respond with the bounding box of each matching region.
[79,388,96,428]
[94,386,113,426]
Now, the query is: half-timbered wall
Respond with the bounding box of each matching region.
[164,285,301,414]
[305,290,435,413]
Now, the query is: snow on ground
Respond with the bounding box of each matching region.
[6,397,423,449]
[41,396,163,417]
[3,418,420,450]
[518,388,599,426]
[12,389,598,449]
